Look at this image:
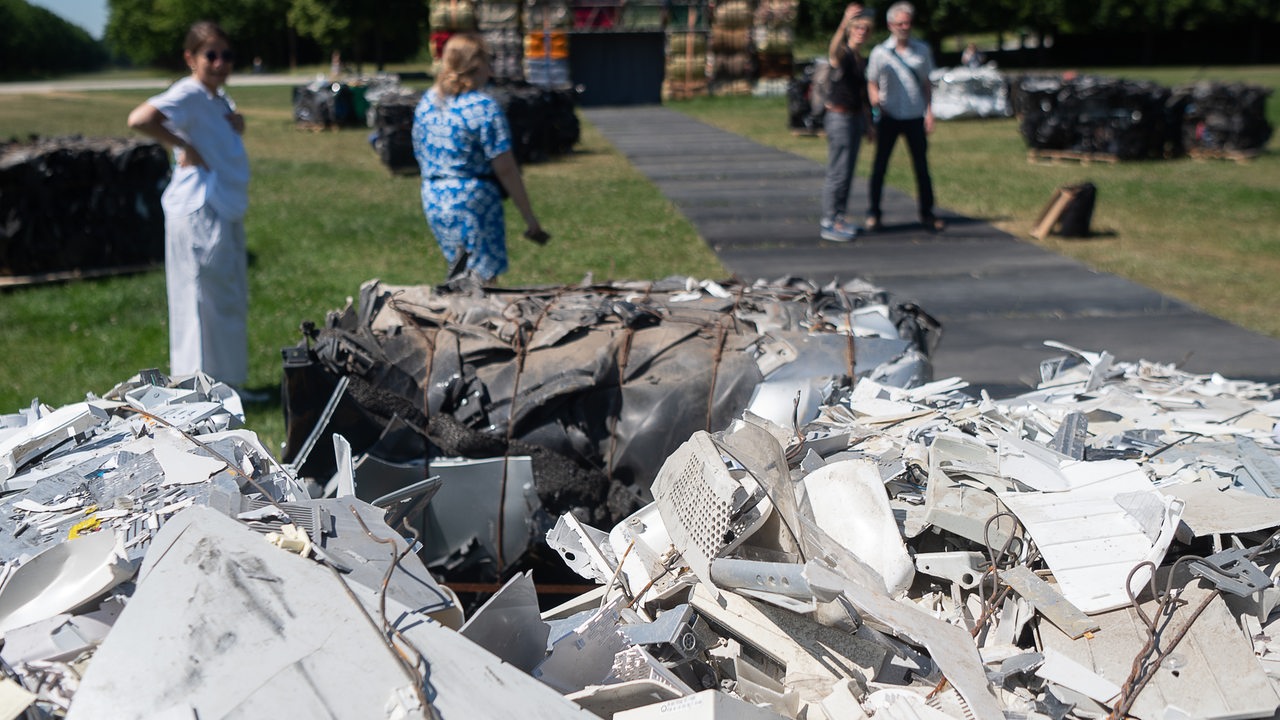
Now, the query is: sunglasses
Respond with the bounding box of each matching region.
[203,49,235,63]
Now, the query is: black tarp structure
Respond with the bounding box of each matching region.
[0,137,168,278]
[280,277,940,580]
[1013,75,1273,159]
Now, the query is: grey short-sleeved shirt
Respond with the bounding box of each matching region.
[866,36,934,120]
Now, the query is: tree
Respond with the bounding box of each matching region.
[105,0,423,72]
[2,0,107,79]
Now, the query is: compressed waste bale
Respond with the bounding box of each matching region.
[369,89,422,175]
[1169,81,1274,156]
[488,82,581,162]
[292,80,360,128]
[372,81,580,173]
[279,276,940,559]
[930,66,1011,120]
[786,60,826,134]
[1013,74,1173,159]
[0,136,168,278]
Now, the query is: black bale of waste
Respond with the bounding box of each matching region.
[369,81,580,174]
[370,89,421,175]
[487,82,581,164]
[1013,75,1173,160]
[1168,81,1274,155]
[787,60,826,134]
[293,81,360,128]
[0,136,168,277]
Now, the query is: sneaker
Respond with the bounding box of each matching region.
[820,218,858,243]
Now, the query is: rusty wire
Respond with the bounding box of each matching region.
[1109,526,1280,718]
[494,289,561,575]
[347,505,439,717]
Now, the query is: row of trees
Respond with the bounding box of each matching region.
[105,0,429,71]
[9,0,1280,77]
[799,0,1280,53]
[1,0,107,79]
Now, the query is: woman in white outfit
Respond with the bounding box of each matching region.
[127,21,257,397]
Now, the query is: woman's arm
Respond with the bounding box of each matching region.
[127,102,206,168]
[491,151,548,243]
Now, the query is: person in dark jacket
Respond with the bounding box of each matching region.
[819,3,876,242]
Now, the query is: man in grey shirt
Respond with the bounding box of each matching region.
[864,1,944,232]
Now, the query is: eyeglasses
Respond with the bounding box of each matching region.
[204,49,235,63]
[890,20,911,27]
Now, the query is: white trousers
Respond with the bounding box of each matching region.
[165,205,248,386]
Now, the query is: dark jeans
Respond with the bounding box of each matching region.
[867,114,935,222]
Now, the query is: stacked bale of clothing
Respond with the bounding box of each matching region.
[430,0,479,59]
[752,0,794,94]
[0,137,168,278]
[617,0,664,28]
[524,0,572,88]
[709,0,754,95]
[571,0,619,29]
[663,0,710,99]
[1014,75,1172,160]
[479,0,525,81]
[1169,81,1274,157]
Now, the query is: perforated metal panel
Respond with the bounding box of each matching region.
[653,432,771,590]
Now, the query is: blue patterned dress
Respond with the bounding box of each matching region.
[411,88,513,280]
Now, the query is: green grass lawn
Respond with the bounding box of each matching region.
[0,84,724,452]
[674,65,1280,340]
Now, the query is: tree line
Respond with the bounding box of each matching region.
[7,0,1280,79]
[1,0,107,79]
[105,0,429,72]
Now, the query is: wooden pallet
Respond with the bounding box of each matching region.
[1027,149,1119,165]
[0,263,159,289]
[1187,147,1261,163]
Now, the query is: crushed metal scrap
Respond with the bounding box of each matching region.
[4,342,1280,718]
[278,277,942,579]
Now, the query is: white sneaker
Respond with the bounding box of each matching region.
[820,218,858,242]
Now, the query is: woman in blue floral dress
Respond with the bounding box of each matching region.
[412,34,548,281]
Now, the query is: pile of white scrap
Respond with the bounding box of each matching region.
[4,342,1280,720]
[931,65,1012,120]
[537,342,1280,719]
[0,371,548,720]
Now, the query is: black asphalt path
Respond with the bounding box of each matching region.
[584,106,1280,395]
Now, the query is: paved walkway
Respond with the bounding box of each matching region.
[585,106,1280,394]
